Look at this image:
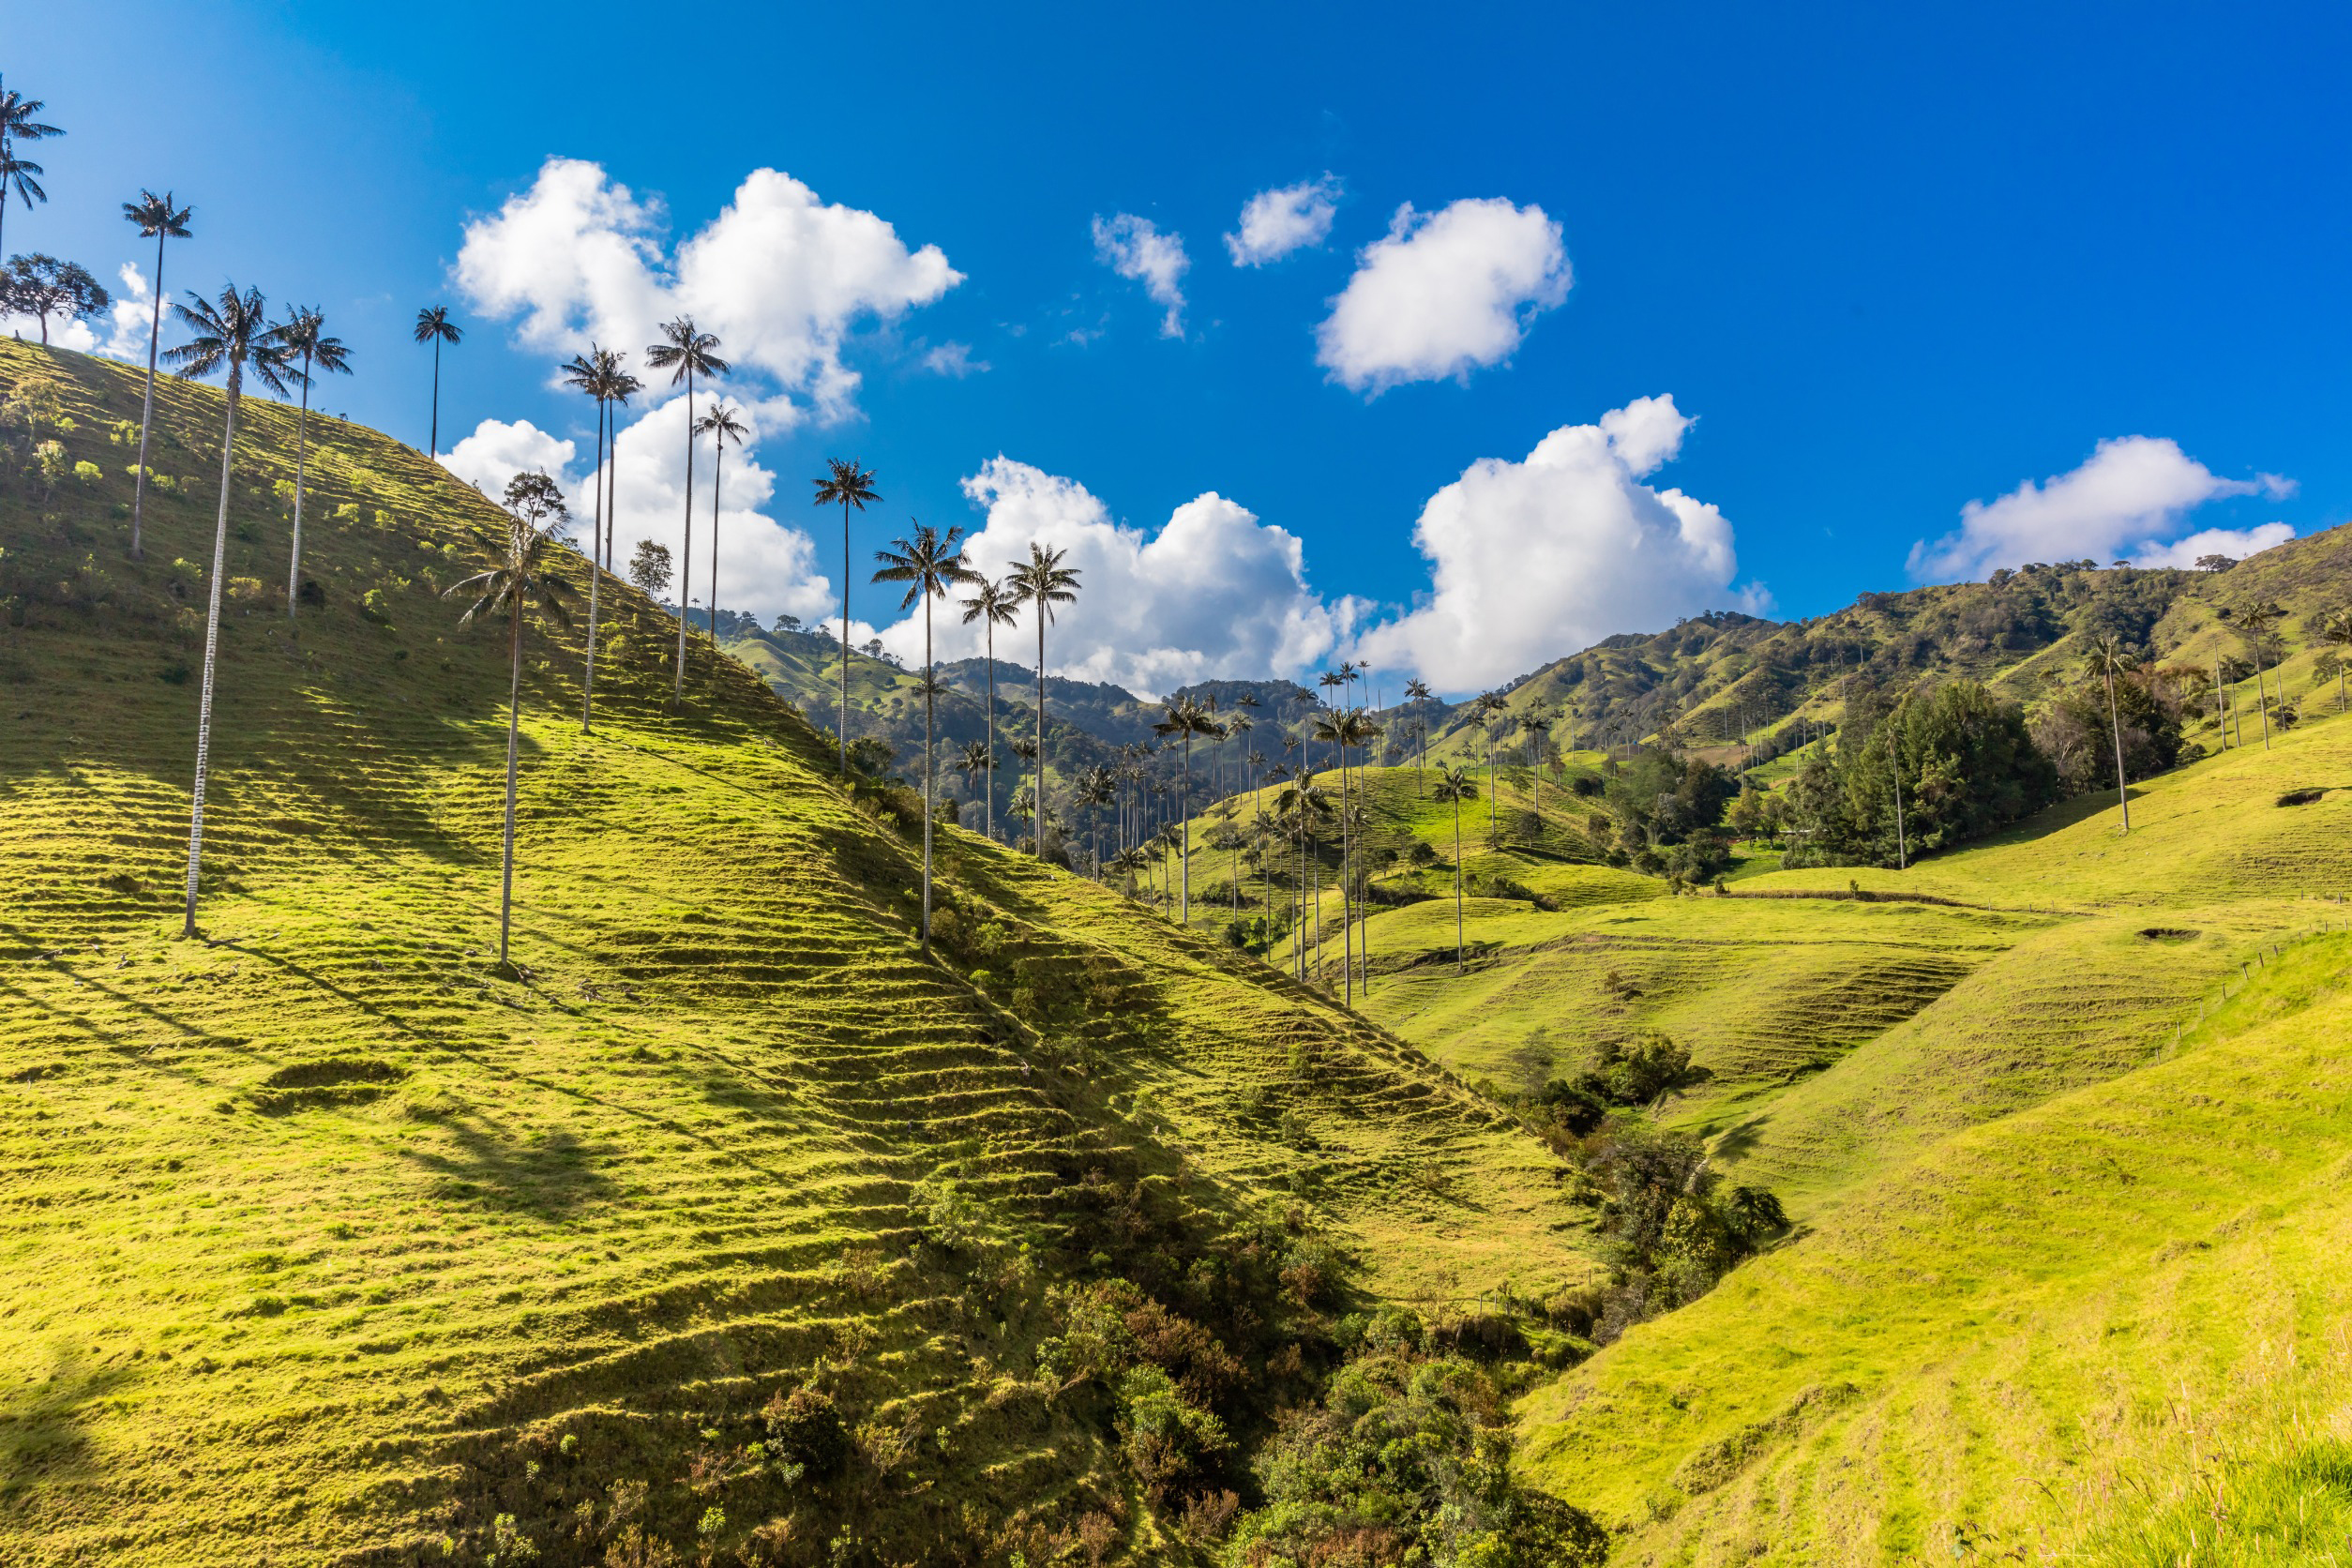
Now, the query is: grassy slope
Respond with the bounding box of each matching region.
[0,342,1584,1563]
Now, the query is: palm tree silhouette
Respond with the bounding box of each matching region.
[812,458,882,774]
[1007,542,1081,859]
[1153,694,1222,922]
[644,318,729,705]
[0,83,62,262]
[872,522,978,946]
[412,306,462,456]
[1431,765,1479,974]
[271,307,353,618]
[444,474,576,970]
[561,345,631,731]
[165,284,292,937]
[958,575,1019,839]
[1405,678,1431,786]
[693,402,748,643]
[121,189,191,561]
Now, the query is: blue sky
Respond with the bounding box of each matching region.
[10,1,2350,695]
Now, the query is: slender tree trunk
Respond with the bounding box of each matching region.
[1180,732,1191,922]
[1453,796,1464,975]
[429,336,441,457]
[707,430,724,644]
[499,599,522,967]
[839,500,851,776]
[1338,738,1351,1006]
[983,625,996,839]
[2214,654,2228,748]
[1034,618,1048,859]
[922,602,935,946]
[286,351,312,617]
[2104,667,2132,831]
[130,228,165,560]
[181,376,242,939]
[671,369,695,705]
[582,399,605,732]
[2255,644,2272,749]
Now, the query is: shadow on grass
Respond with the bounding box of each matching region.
[0,1342,143,1487]
[397,1110,619,1221]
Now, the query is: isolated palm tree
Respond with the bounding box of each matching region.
[2237,601,2285,750]
[812,458,882,772]
[2322,611,2352,714]
[445,474,576,970]
[1007,542,1081,858]
[1405,678,1431,786]
[1153,694,1222,921]
[958,575,1019,839]
[644,318,729,704]
[164,283,291,938]
[692,402,748,644]
[0,84,62,262]
[271,307,353,618]
[872,522,978,946]
[121,189,191,560]
[958,737,994,811]
[413,305,462,456]
[2081,635,2137,831]
[1431,765,1479,974]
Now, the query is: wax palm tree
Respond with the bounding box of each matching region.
[2237,600,2286,750]
[959,576,1019,839]
[444,474,577,970]
[560,345,625,730]
[1275,778,1336,983]
[1473,692,1508,836]
[872,522,978,946]
[812,458,882,773]
[0,84,62,262]
[2321,611,2352,714]
[689,401,748,644]
[1153,694,1222,921]
[121,189,191,560]
[271,307,353,618]
[1009,781,1037,846]
[1518,712,1551,820]
[413,305,462,456]
[644,318,729,703]
[2081,634,2138,831]
[1431,765,1479,974]
[1405,678,1431,786]
[1007,542,1081,858]
[164,282,291,939]
[1313,707,1383,1003]
[958,738,994,815]
[1077,763,1117,872]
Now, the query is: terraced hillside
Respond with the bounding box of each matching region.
[0,340,1587,1565]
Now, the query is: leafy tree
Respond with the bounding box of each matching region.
[958,574,1018,839]
[692,402,747,642]
[444,473,577,970]
[3,254,107,345]
[1153,694,1222,921]
[871,522,978,947]
[270,306,352,618]
[1431,765,1479,974]
[1791,680,2056,867]
[626,537,673,599]
[411,304,462,456]
[120,189,190,561]
[811,457,881,774]
[164,282,293,938]
[1007,542,1081,859]
[0,83,62,261]
[644,317,729,704]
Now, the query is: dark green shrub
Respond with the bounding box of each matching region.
[761,1386,849,1479]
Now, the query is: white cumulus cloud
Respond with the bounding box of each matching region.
[1909,436,2295,580]
[1316,197,1570,395]
[439,417,578,502]
[1091,214,1190,339]
[455,156,960,424]
[865,457,1346,697]
[2129,522,2296,571]
[1226,175,1341,266]
[1355,395,1763,694]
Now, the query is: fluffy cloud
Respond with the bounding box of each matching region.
[1911,436,2295,580]
[1,262,155,356]
[1226,175,1341,266]
[919,340,987,377]
[439,418,578,503]
[864,458,1345,696]
[2128,522,2296,571]
[455,157,959,423]
[1091,214,1190,339]
[1316,198,1570,395]
[1355,395,1762,694]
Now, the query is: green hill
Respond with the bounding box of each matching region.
[0,340,1587,1564]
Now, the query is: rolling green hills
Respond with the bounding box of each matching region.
[0,340,1587,1565]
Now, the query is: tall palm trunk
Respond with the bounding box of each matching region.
[2213,653,2228,749]
[1179,732,1192,922]
[182,372,244,937]
[1451,795,1465,975]
[497,594,524,966]
[921,603,936,946]
[982,625,997,839]
[2254,643,2272,749]
[839,498,851,775]
[706,427,725,643]
[285,345,314,617]
[581,399,606,731]
[130,226,167,560]
[429,335,443,456]
[2103,666,2132,831]
[671,369,697,704]
[1033,618,1048,859]
[1337,737,1352,1006]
